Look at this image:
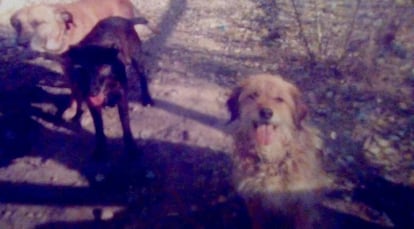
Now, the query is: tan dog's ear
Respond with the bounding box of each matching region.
[226,86,242,123]
[291,86,308,129]
[59,10,75,30]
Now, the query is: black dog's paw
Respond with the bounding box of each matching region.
[142,98,154,107]
[141,95,154,107]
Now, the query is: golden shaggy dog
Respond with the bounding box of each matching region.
[227,74,330,229]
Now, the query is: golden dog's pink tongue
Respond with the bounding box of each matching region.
[255,125,273,146]
[89,94,105,106]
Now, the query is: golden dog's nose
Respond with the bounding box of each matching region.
[259,107,273,120]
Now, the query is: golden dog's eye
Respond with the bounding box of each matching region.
[247,92,258,100]
[274,97,284,103]
[30,20,42,27]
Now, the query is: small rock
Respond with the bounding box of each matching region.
[330,131,337,140]
[145,170,156,179]
[95,173,105,182]
[315,107,329,116]
[376,98,383,104]
[363,137,373,149]
[190,205,199,212]
[375,118,387,128]
[34,212,43,219]
[383,147,396,155]
[389,135,400,142]
[345,155,354,162]
[352,102,360,108]
[368,145,381,155]
[50,176,58,182]
[2,210,13,218]
[387,116,396,123]
[397,130,407,137]
[101,209,115,220]
[344,195,352,202]
[398,102,409,111]
[26,212,35,219]
[377,58,385,65]
[326,91,334,99]
[356,111,368,121]
[217,195,227,203]
[377,138,390,148]
[167,211,180,217]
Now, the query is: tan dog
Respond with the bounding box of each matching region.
[10,0,136,53]
[227,74,331,229]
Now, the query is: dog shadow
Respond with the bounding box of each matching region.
[352,176,414,228]
[0,59,246,227]
[1,136,252,229]
[0,58,71,165]
[143,0,187,55]
[152,98,228,132]
[0,4,241,227]
[32,182,401,229]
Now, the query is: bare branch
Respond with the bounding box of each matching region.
[338,0,361,63]
[314,0,323,57]
[290,0,315,63]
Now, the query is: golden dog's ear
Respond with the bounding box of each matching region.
[291,86,308,129]
[59,10,75,30]
[226,86,242,123]
[10,15,20,31]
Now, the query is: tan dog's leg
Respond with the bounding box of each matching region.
[62,88,82,122]
[62,99,78,121]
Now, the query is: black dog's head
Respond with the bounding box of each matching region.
[65,45,127,107]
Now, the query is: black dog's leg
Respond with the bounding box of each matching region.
[117,90,138,155]
[87,104,107,160]
[131,59,154,106]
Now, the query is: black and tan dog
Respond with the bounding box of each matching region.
[63,45,137,159]
[75,16,154,107]
[39,17,154,159]
[61,16,153,120]
[41,16,153,118]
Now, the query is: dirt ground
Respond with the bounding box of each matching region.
[0,0,413,228]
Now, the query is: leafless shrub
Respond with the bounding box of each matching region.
[281,0,411,81]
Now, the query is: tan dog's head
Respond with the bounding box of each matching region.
[10,5,74,53]
[227,74,307,145]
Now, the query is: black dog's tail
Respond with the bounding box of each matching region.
[130,17,149,25]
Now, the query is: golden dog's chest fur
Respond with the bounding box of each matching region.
[232,124,327,207]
